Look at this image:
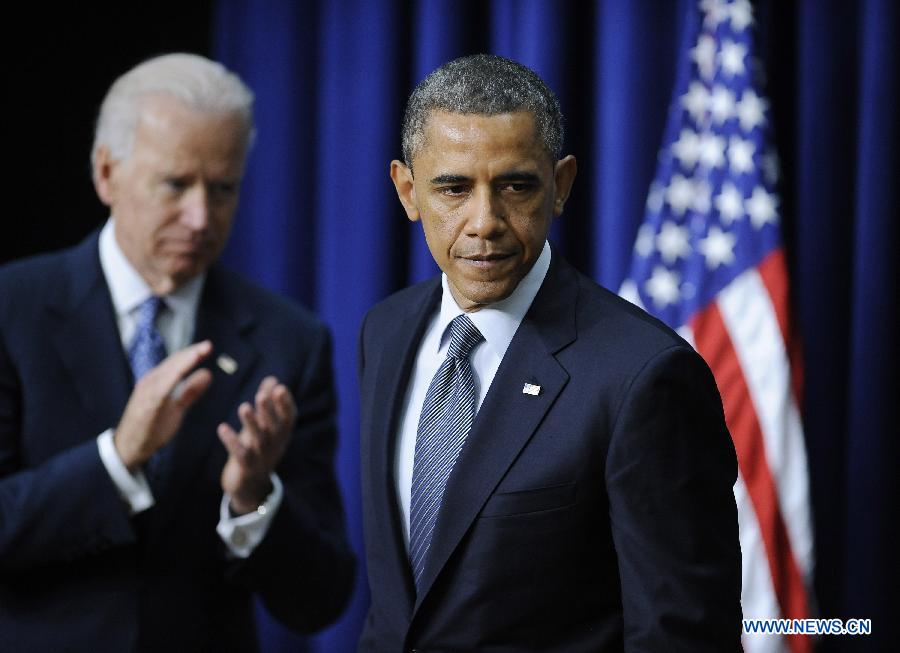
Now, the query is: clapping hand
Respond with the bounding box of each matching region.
[217,376,297,515]
[114,341,214,471]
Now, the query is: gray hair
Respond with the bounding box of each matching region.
[91,53,255,166]
[401,54,564,170]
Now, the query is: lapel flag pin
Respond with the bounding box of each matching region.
[217,354,238,375]
[522,382,541,396]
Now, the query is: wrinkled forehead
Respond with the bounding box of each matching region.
[124,97,249,173]
[415,109,550,169]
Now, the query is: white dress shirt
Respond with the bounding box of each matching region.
[394,241,552,548]
[95,218,280,557]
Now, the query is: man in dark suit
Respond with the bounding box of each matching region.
[358,54,742,651]
[0,53,354,651]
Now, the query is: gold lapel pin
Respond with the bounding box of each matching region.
[217,354,238,375]
[522,382,541,396]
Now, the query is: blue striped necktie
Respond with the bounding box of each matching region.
[127,296,169,485]
[128,296,167,381]
[409,313,484,592]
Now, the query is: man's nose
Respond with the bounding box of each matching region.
[465,187,506,238]
[180,185,210,230]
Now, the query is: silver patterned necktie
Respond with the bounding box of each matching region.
[408,313,484,592]
[128,296,168,381]
[127,296,169,486]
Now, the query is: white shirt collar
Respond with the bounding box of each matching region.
[98,218,205,318]
[436,241,551,360]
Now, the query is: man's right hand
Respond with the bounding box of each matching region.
[114,340,214,472]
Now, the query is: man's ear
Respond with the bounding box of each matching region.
[552,155,578,217]
[92,145,118,207]
[390,160,420,222]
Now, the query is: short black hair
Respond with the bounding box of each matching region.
[401,54,564,169]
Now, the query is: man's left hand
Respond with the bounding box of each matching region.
[218,376,296,515]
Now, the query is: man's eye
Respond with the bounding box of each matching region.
[439,185,468,196]
[501,182,533,193]
[165,178,189,193]
[209,182,238,197]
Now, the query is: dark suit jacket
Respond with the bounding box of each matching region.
[0,232,354,652]
[357,252,742,652]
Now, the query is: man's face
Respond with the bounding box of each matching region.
[94,95,247,294]
[391,110,576,310]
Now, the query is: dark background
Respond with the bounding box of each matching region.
[4,2,213,263]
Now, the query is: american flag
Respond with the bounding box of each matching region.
[620,1,814,651]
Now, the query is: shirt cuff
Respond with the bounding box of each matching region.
[96,428,155,514]
[216,473,283,559]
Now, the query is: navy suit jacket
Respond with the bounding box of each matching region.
[358,252,742,652]
[0,232,354,652]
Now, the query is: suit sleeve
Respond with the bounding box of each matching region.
[0,322,136,576]
[225,324,356,633]
[605,344,743,652]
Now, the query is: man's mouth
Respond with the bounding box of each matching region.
[165,237,214,255]
[459,252,514,262]
[456,252,516,273]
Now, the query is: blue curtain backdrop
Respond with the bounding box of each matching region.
[213,1,897,651]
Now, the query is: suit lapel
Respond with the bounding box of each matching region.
[367,281,441,618]
[50,234,133,435]
[413,255,579,609]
